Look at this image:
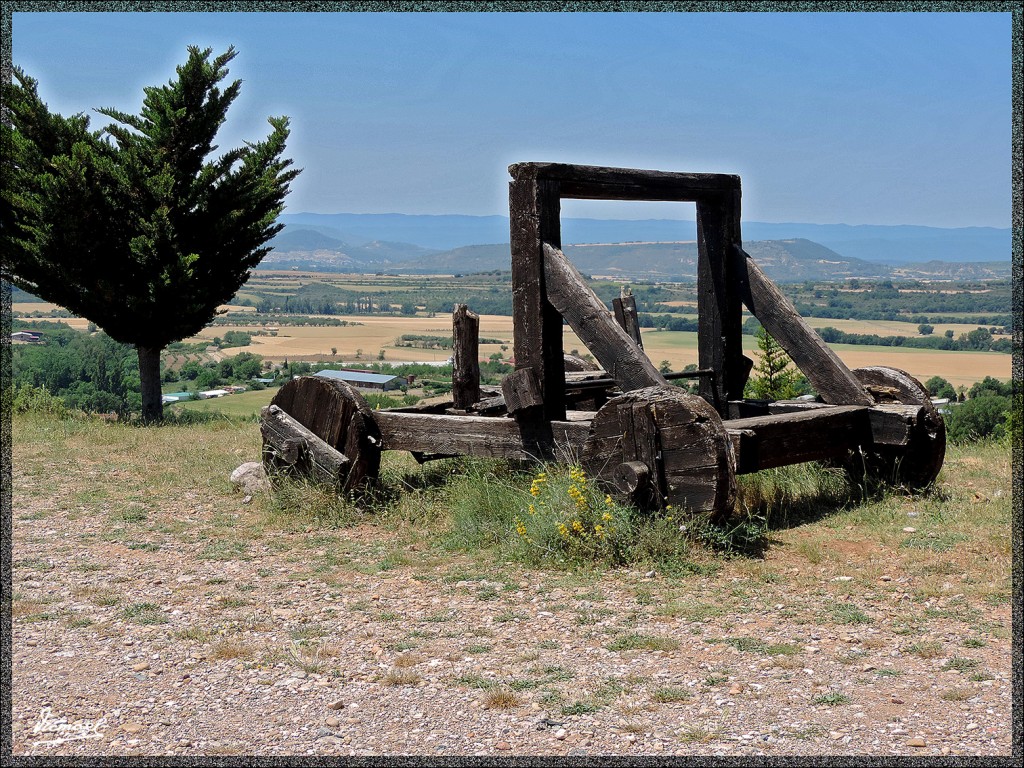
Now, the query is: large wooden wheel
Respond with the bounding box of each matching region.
[847,366,945,490]
[265,376,382,495]
[582,385,736,520]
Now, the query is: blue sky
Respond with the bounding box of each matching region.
[10,10,1013,227]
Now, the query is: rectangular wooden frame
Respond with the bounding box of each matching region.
[508,162,747,422]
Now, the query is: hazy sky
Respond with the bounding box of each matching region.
[10,9,1013,227]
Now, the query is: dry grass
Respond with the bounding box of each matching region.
[209,638,255,661]
[906,641,945,659]
[381,668,421,687]
[393,653,422,668]
[481,688,521,710]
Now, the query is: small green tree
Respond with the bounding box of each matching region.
[2,46,300,421]
[746,326,800,401]
[925,376,956,401]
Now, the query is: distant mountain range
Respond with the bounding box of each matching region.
[266,213,1012,281]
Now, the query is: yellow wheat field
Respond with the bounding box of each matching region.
[189,314,1010,390]
[13,303,1012,390]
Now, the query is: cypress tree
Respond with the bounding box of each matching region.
[2,46,300,420]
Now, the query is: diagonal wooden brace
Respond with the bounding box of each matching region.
[731,244,873,406]
[542,242,667,393]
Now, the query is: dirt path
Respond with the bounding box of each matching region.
[9,422,1014,757]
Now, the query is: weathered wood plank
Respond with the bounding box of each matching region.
[542,243,667,393]
[502,367,544,413]
[261,405,351,490]
[612,293,644,350]
[452,304,481,409]
[732,245,874,406]
[865,404,924,447]
[696,194,748,414]
[374,412,589,461]
[510,177,565,422]
[724,405,870,474]
[269,376,381,493]
[508,162,740,202]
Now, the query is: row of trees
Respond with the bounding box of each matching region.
[816,326,1012,354]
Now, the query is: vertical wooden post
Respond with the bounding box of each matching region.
[509,177,565,422]
[612,291,644,350]
[696,188,747,416]
[452,304,480,409]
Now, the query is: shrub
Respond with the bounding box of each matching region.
[945,394,1011,443]
[12,384,69,417]
[510,466,637,566]
[925,376,956,401]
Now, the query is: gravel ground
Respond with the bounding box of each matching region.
[10,460,1014,758]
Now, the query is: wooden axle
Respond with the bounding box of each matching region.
[367,401,922,474]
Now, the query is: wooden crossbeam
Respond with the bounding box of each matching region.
[509,162,740,202]
[373,411,589,461]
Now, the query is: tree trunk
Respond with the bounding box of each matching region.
[137,345,164,423]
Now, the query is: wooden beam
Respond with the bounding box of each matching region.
[722,403,922,473]
[502,367,543,414]
[866,403,922,447]
[508,162,740,202]
[726,405,870,474]
[542,243,667,392]
[374,412,589,461]
[260,405,351,490]
[732,245,874,406]
[509,177,565,422]
[697,195,748,414]
[452,304,481,409]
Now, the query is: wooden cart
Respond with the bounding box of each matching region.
[260,163,945,520]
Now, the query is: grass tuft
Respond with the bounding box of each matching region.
[606,633,680,652]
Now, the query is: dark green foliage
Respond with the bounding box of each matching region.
[11,326,268,414]
[11,327,141,414]
[945,394,1012,443]
[969,376,1013,399]
[2,46,300,419]
[745,327,802,401]
[220,330,254,348]
[925,376,957,401]
[816,325,1010,354]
